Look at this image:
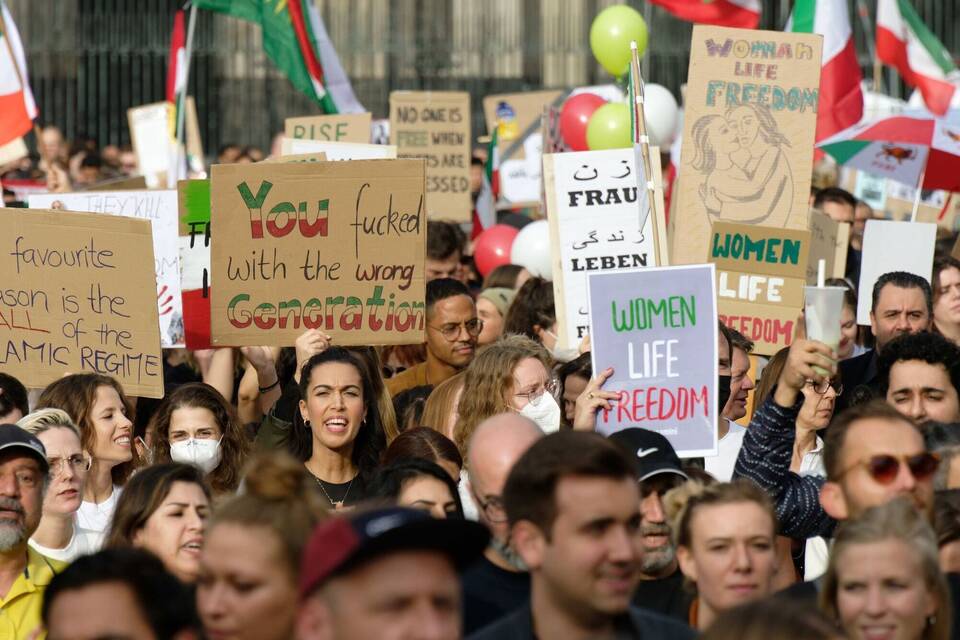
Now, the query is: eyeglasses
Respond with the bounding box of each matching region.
[805,379,843,395]
[514,379,559,406]
[47,454,92,477]
[428,318,483,341]
[474,493,508,523]
[836,452,940,485]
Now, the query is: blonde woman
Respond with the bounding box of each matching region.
[421,372,465,440]
[454,335,556,455]
[821,498,951,640]
[666,480,779,631]
[19,409,101,561]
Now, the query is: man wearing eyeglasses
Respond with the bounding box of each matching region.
[0,424,67,640]
[386,278,480,396]
[461,413,543,635]
[734,339,937,544]
[877,331,960,425]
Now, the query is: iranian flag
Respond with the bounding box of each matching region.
[194,0,362,114]
[472,128,499,240]
[877,0,957,116]
[648,0,760,29]
[0,1,37,147]
[788,0,863,145]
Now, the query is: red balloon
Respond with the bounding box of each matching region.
[473,224,519,277]
[560,93,607,151]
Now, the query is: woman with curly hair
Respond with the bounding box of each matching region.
[455,334,556,454]
[147,383,251,498]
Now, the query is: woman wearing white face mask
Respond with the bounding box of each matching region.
[148,383,250,498]
[455,334,558,455]
[20,409,103,560]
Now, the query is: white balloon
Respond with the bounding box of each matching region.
[510,220,553,279]
[643,84,679,147]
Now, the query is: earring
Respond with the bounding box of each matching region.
[927,614,937,627]
[304,419,311,429]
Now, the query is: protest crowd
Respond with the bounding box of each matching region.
[3,1,960,639]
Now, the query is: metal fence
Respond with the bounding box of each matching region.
[8,0,959,157]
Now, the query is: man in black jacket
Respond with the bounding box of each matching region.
[469,431,693,640]
[835,271,931,414]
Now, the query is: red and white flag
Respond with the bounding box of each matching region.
[0,1,37,147]
[877,0,957,117]
[648,0,760,29]
[788,0,864,145]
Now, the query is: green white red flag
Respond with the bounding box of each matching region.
[193,0,362,114]
[788,0,864,145]
[877,0,957,116]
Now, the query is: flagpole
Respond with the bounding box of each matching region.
[911,156,928,223]
[630,41,662,267]
[174,3,198,181]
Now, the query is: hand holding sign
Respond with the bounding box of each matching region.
[294,329,332,383]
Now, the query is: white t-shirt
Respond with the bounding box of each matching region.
[29,520,103,562]
[76,486,122,535]
[704,420,746,482]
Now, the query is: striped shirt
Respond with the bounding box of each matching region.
[733,395,836,539]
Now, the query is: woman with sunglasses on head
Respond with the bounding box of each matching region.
[19,409,101,561]
[754,347,841,476]
[147,383,250,500]
[36,374,138,538]
[821,498,951,640]
[288,347,387,509]
[754,346,843,582]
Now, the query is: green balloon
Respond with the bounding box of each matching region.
[586,103,631,150]
[590,5,649,77]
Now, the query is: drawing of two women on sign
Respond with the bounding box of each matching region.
[689,104,794,227]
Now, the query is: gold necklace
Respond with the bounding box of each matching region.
[314,474,355,510]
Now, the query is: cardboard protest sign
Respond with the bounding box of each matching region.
[178,180,212,349]
[128,102,175,189]
[857,220,936,324]
[544,148,664,350]
[0,209,162,397]
[279,138,396,160]
[806,210,849,284]
[284,113,372,143]
[482,90,565,157]
[672,26,823,265]
[28,190,184,348]
[587,265,718,457]
[262,152,328,164]
[709,221,810,355]
[390,91,471,222]
[209,160,427,346]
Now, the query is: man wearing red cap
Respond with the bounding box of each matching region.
[296,506,488,640]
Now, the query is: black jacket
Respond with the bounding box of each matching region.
[834,349,878,414]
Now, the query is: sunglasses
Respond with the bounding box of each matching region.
[837,452,940,485]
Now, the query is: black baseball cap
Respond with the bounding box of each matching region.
[0,424,48,472]
[607,428,687,482]
[299,507,489,598]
